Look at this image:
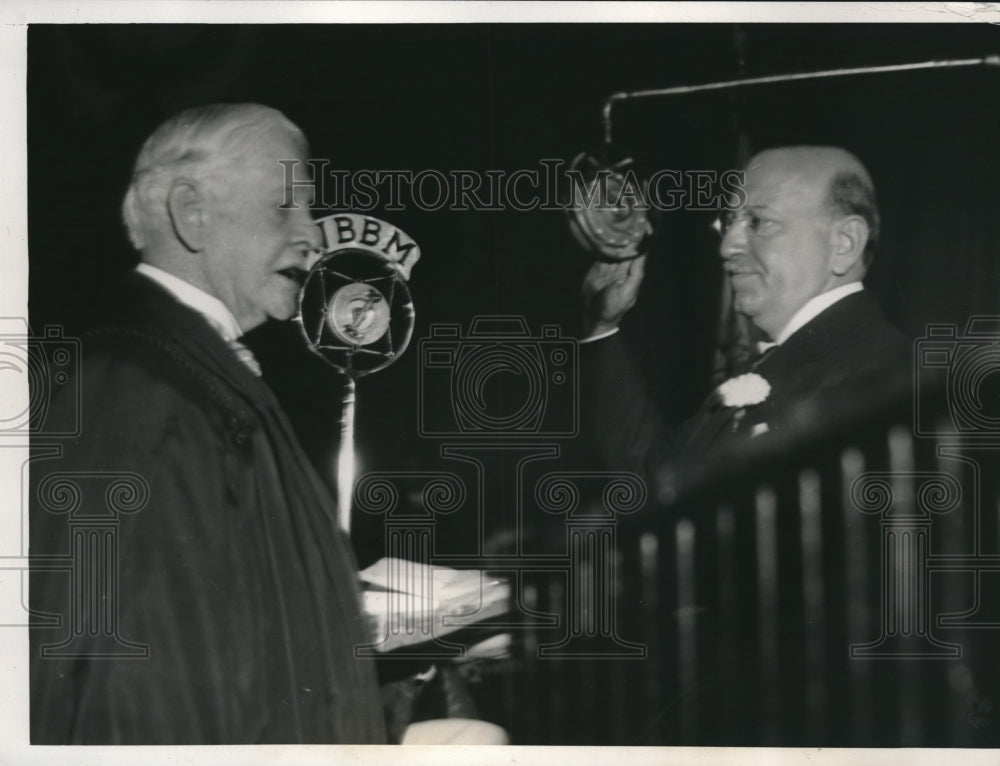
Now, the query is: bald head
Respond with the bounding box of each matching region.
[748,146,880,266]
[719,145,880,340]
[749,146,870,182]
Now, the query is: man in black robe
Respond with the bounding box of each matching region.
[29,104,390,744]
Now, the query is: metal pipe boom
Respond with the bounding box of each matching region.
[602,55,1000,143]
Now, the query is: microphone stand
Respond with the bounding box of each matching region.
[337,375,356,534]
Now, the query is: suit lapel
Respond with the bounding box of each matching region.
[679,389,741,456]
[707,291,885,445]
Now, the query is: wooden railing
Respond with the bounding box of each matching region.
[505,394,1000,746]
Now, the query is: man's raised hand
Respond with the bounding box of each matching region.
[581,255,646,338]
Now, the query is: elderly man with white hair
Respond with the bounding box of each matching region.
[30,103,506,745]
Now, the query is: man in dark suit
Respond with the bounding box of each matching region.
[581,146,910,490]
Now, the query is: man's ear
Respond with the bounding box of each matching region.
[829,215,868,276]
[166,179,206,253]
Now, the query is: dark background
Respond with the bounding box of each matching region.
[28,23,1000,562]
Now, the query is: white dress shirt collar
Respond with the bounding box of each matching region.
[135,262,244,343]
[771,281,864,346]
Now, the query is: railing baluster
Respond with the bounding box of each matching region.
[799,468,827,739]
[715,502,737,721]
[888,425,923,745]
[639,531,660,732]
[676,518,697,739]
[755,486,779,741]
[841,446,871,742]
[546,575,566,742]
[521,580,540,743]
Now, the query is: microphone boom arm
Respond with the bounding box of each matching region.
[602,55,1000,143]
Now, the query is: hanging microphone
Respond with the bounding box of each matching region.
[567,55,999,260]
[565,143,653,262]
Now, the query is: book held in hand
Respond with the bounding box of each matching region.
[359,558,510,652]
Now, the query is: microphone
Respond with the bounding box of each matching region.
[565,144,653,262]
[297,213,419,533]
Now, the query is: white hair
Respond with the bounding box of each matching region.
[121,103,308,250]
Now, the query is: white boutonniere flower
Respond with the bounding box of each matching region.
[716,372,771,408]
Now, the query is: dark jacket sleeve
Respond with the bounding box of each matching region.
[581,333,680,486]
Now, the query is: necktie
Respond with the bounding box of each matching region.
[756,340,777,355]
[751,343,777,371]
[229,338,262,376]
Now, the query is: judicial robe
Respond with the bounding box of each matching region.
[30,272,387,744]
